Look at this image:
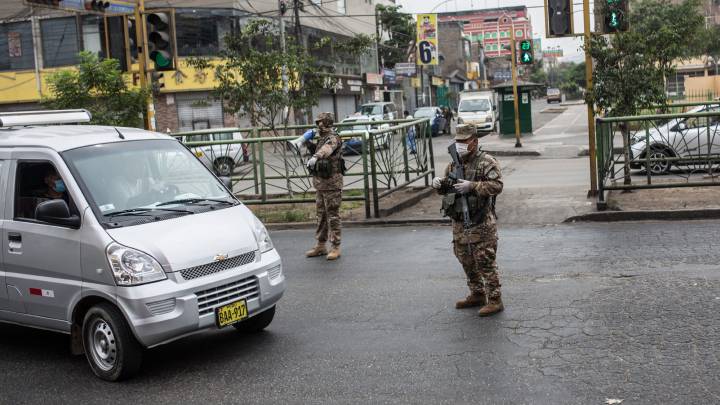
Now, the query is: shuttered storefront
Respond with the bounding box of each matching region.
[176,92,224,131]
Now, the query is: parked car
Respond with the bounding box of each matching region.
[357,102,399,121]
[413,106,447,137]
[181,131,247,177]
[457,91,496,134]
[0,109,285,381]
[546,88,562,104]
[630,104,720,175]
[337,115,393,155]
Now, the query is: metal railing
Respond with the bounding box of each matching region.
[171,118,434,219]
[596,101,720,207]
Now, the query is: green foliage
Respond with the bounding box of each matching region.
[187,20,372,128]
[43,52,147,128]
[586,0,705,116]
[376,4,416,68]
[697,24,720,75]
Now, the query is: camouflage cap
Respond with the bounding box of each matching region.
[315,112,335,125]
[455,124,477,140]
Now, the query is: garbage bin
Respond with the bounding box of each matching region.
[492,81,541,136]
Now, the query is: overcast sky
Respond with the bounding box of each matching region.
[396,0,591,62]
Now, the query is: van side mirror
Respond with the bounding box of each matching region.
[36,199,80,228]
[673,122,687,132]
[493,105,497,111]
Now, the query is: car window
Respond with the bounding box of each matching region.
[13,161,76,222]
[459,99,491,112]
[360,104,383,115]
[214,133,233,141]
[685,108,719,129]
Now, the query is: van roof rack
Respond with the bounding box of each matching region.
[0,109,92,127]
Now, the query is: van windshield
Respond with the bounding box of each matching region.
[360,104,383,115]
[459,99,491,112]
[63,140,235,224]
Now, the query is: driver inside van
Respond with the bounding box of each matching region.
[41,167,68,202]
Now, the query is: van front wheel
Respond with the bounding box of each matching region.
[82,303,143,381]
[233,306,276,333]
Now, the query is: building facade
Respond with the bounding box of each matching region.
[0,0,394,131]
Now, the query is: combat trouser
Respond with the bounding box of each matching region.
[315,189,341,247]
[453,240,501,300]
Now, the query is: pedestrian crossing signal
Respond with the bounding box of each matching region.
[519,40,534,65]
[604,0,628,32]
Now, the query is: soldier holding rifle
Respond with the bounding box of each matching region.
[432,124,505,317]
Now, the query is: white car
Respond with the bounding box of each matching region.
[630,104,720,174]
[337,117,392,154]
[182,132,247,177]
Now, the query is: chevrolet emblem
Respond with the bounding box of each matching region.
[214,254,228,262]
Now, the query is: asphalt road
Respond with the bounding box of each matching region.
[1,222,719,404]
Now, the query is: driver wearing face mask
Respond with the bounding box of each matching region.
[41,167,69,203]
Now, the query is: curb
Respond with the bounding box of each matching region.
[378,187,436,217]
[265,217,451,231]
[483,149,541,157]
[564,208,720,223]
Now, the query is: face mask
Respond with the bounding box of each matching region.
[53,179,66,193]
[455,142,469,156]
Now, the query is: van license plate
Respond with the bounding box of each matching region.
[216,299,248,328]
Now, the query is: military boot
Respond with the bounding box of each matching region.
[455,293,486,309]
[326,246,341,261]
[478,297,504,317]
[305,243,327,258]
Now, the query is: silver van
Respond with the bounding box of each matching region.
[0,110,285,381]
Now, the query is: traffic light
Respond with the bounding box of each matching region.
[545,0,573,37]
[279,0,288,15]
[84,0,110,11]
[604,0,628,33]
[519,40,534,64]
[146,12,175,71]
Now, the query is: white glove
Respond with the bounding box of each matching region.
[453,179,474,194]
[306,156,318,170]
[432,177,443,189]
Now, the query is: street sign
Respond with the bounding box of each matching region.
[395,63,417,77]
[383,68,396,85]
[365,73,383,85]
[416,14,439,66]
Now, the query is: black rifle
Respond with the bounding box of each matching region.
[447,143,472,229]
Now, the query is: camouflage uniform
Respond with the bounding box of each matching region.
[311,113,343,251]
[437,124,504,312]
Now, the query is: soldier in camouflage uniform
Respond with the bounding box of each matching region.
[305,112,344,261]
[432,124,505,316]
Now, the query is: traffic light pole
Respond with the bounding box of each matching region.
[510,30,522,148]
[583,0,598,195]
[134,0,156,131]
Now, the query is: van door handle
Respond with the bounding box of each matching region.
[8,233,22,254]
[8,233,21,243]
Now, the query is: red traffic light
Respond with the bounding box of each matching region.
[84,0,110,11]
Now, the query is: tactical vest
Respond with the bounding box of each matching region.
[441,152,496,223]
[314,133,345,179]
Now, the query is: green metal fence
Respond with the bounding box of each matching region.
[171,118,434,219]
[596,101,720,207]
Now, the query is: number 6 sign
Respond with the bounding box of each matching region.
[416,14,438,66]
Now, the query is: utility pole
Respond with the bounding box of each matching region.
[375,6,382,73]
[510,28,522,148]
[293,0,302,51]
[583,0,598,195]
[134,0,155,131]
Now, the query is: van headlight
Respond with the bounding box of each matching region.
[485,116,492,122]
[457,117,464,124]
[106,243,167,286]
[252,215,274,253]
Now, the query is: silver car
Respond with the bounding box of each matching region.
[0,110,285,381]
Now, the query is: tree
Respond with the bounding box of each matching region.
[188,19,372,130]
[697,24,720,76]
[586,0,704,117]
[43,51,147,128]
[376,4,416,69]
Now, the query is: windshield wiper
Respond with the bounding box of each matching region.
[155,198,236,207]
[104,207,194,217]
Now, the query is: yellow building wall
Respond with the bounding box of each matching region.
[684,75,720,98]
[0,58,221,105]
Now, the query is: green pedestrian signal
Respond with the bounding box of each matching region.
[519,40,534,65]
[604,0,628,33]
